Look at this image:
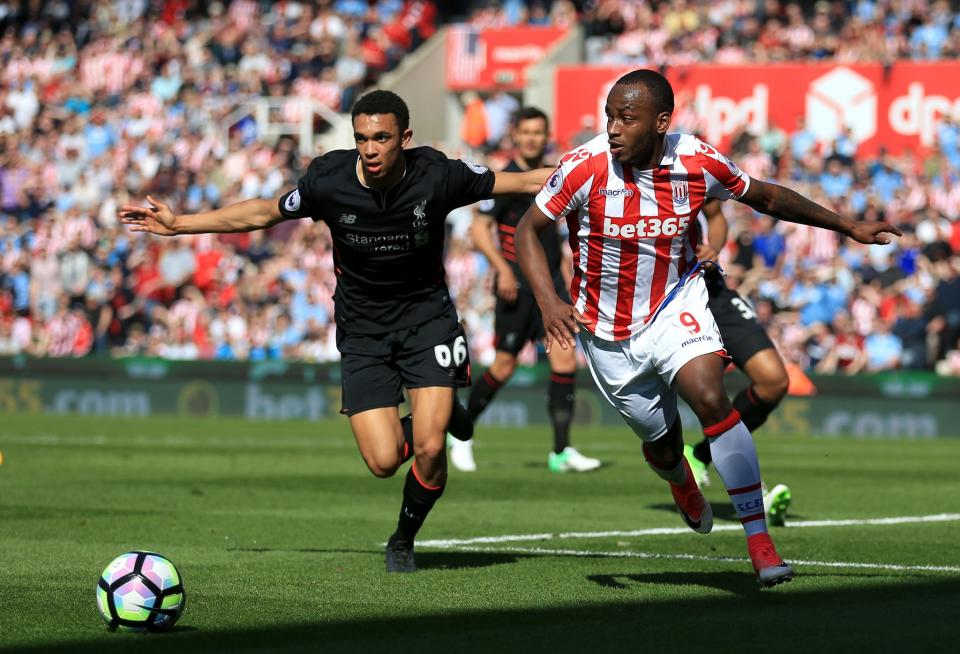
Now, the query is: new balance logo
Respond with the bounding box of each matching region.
[602,216,691,239]
[339,214,357,224]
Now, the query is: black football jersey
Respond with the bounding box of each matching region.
[478,159,565,295]
[279,146,496,334]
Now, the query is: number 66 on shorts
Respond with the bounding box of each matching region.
[434,335,467,368]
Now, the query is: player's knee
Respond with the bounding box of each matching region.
[413,436,445,463]
[756,374,789,404]
[695,386,732,425]
[490,356,517,380]
[364,456,400,478]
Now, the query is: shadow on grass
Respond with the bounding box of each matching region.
[648,501,740,521]
[8,577,959,654]
[587,570,761,596]
[226,547,527,570]
[647,502,812,522]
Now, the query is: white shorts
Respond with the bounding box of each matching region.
[579,275,725,442]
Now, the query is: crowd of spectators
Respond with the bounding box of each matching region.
[1,0,960,376]
[463,0,960,65]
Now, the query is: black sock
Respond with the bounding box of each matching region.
[391,467,445,545]
[446,398,474,441]
[692,438,712,466]
[466,370,505,421]
[400,414,414,463]
[733,385,781,432]
[548,372,575,454]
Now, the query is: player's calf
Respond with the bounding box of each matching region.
[447,399,474,442]
[642,424,713,534]
[732,383,785,432]
[703,409,794,583]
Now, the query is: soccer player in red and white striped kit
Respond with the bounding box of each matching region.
[516,70,901,586]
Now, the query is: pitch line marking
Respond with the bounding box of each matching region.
[417,513,960,548]
[445,545,960,574]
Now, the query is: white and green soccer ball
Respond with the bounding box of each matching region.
[96,551,186,632]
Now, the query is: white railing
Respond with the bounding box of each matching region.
[222,97,352,156]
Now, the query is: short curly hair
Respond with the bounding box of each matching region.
[351,90,410,133]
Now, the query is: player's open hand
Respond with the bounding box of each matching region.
[119,195,178,236]
[696,243,720,262]
[496,266,519,303]
[540,295,587,353]
[847,220,902,245]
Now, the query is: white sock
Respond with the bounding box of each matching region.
[705,410,767,537]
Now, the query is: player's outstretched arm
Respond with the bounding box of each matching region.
[516,204,583,352]
[490,167,553,196]
[739,178,902,244]
[119,195,288,236]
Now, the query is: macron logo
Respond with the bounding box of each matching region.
[599,188,634,197]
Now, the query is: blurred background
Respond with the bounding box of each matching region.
[1,0,959,429]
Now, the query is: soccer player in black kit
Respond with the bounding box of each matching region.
[119,91,551,573]
[450,107,600,473]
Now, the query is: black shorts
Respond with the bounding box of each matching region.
[493,292,545,356]
[337,309,471,416]
[707,283,775,369]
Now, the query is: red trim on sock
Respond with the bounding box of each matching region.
[703,409,742,438]
[550,373,575,384]
[642,443,678,471]
[746,385,759,405]
[740,512,766,524]
[411,464,443,491]
[727,482,763,496]
[483,371,504,389]
[402,442,410,460]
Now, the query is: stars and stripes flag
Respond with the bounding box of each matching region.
[447,26,487,87]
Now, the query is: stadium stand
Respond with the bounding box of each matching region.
[1,0,959,376]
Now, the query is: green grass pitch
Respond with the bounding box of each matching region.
[1,414,959,653]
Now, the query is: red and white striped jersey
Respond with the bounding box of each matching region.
[535,133,750,341]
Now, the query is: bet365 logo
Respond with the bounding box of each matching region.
[602,215,691,239]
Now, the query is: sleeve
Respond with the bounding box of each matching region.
[694,138,751,200]
[278,155,328,221]
[534,148,595,222]
[443,158,496,209]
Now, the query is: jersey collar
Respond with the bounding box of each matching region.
[355,154,407,191]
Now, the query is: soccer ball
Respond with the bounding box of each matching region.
[96,551,186,632]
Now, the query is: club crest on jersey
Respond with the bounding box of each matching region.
[412,200,427,228]
[284,189,301,212]
[671,180,689,203]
